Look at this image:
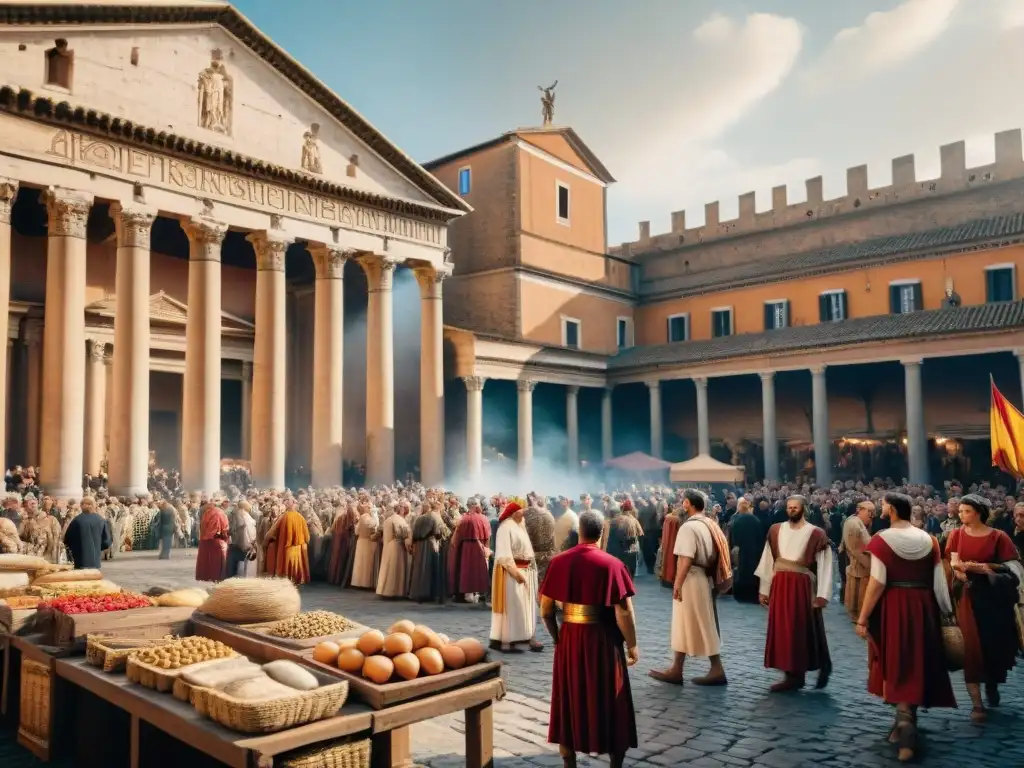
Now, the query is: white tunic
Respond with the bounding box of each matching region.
[755,522,833,602]
[670,515,720,656]
[350,513,379,589]
[869,526,952,615]
[489,519,537,644]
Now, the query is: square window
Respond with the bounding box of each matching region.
[667,314,689,342]
[556,182,570,223]
[986,266,1015,303]
[711,309,732,338]
[458,167,471,196]
[764,300,789,330]
[563,318,580,349]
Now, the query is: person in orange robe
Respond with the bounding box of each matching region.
[195,502,229,582]
[268,507,311,585]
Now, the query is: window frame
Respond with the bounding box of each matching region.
[457,166,472,196]
[666,312,690,343]
[763,298,789,331]
[710,306,733,338]
[889,279,922,314]
[555,180,571,226]
[985,263,1016,303]
[819,289,847,322]
[561,315,582,349]
[616,316,634,349]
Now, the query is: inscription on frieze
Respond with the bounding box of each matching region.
[45,128,443,246]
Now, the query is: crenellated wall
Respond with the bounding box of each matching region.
[615,130,1024,260]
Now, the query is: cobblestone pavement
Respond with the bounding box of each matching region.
[5,550,1023,766]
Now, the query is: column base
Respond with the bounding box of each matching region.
[108,485,150,499]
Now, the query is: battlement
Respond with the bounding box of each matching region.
[612,130,1024,258]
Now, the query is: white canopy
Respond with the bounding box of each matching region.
[669,454,745,483]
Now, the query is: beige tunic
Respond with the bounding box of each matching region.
[376,514,411,598]
[350,513,379,589]
[842,515,871,619]
[670,515,720,656]
[489,519,537,645]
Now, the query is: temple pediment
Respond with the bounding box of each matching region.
[0,2,468,216]
[86,291,255,333]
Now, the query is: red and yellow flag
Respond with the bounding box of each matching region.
[991,378,1024,478]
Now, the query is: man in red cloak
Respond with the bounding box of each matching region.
[755,494,834,692]
[449,497,492,601]
[540,508,639,768]
[195,501,229,582]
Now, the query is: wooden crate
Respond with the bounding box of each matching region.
[237,618,369,651]
[44,605,195,649]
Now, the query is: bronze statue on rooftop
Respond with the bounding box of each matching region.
[538,81,558,126]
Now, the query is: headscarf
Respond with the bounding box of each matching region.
[499,497,525,523]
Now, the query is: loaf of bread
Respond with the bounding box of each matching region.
[181,657,263,689]
[33,568,102,585]
[221,674,296,701]
[261,660,319,691]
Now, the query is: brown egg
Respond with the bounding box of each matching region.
[363,654,394,684]
[357,629,386,656]
[411,625,437,651]
[337,648,365,673]
[454,637,485,665]
[440,644,466,670]
[337,638,359,651]
[382,632,414,657]
[415,647,444,676]
[392,652,420,681]
[389,619,416,635]
[313,641,341,665]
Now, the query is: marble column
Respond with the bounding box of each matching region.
[810,365,831,487]
[248,228,291,489]
[903,359,928,485]
[517,379,535,477]
[415,266,446,486]
[24,321,42,467]
[695,376,710,456]
[360,256,397,486]
[40,188,93,499]
[84,339,107,475]
[308,245,348,487]
[0,179,16,475]
[464,376,485,483]
[647,380,662,458]
[181,215,227,493]
[566,385,579,468]
[240,362,253,461]
[601,386,614,461]
[760,372,779,481]
[108,202,156,496]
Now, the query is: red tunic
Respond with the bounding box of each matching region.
[540,544,637,757]
[195,507,229,582]
[945,528,1019,684]
[659,514,682,587]
[763,524,831,675]
[449,511,492,595]
[865,536,955,707]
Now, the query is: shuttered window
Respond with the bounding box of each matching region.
[889,282,922,314]
[819,291,846,322]
[711,309,732,338]
[667,314,689,342]
[764,300,789,330]
[986,267,1015,303]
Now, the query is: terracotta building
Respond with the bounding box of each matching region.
[0,1,465,496]
[429,123,1024,486]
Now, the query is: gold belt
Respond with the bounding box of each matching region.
[561,602,601,624]
[775,558,811,576]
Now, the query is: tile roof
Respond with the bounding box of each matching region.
[608,300,1024,370]
[639,213,1024,298]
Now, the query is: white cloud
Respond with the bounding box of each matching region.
[807,0,960,87]
[998,0,1024,29]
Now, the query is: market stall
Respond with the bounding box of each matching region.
[0,571,504,768]
[669,453,745,484]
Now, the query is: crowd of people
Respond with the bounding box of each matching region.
[1,465,1023,767]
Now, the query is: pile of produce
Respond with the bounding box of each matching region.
[153,588,208,608]
[41,593,153,614]
[313,620,485,684]
[36,580,123,598]
[133,636,235,669]
[267,611,357,639]
[202,577,301,624]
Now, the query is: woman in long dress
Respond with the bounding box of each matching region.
[350,505,379,589]
[490,499,542,652]
[376,503,412,598]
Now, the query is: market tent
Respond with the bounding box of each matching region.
[604,451,672,472]
[669,454,744,483]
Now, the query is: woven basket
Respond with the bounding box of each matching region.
[280,738,371,768]
[203,678,349,733]
[18,658,51,750]
[86,635,176,674]
[943,624,965,671]
[201,578,301,624]
[127,654,238,693]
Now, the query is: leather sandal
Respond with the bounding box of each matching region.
[970,705,987,723]
[895,711,917,763]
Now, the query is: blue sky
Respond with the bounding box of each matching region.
[233,0,1024,244]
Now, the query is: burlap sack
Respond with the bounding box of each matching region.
[201,577,301,623]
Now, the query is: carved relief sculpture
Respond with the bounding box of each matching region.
[301,123,323,174]
[197,50,233,135]
[538,80,558,126]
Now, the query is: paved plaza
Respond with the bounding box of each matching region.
[4,551,1023,767]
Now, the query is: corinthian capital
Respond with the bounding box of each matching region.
[45,188,93,239]
[517,379,536,393]
[247,229,292,272]
[182,215,228,262]
[86,339,106,362]
[413,265,448,300]
[0,178,18,225]
[462,375,486,392]
[358,254,397,292]
[308,244,354,280]
[110,202,157,249]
